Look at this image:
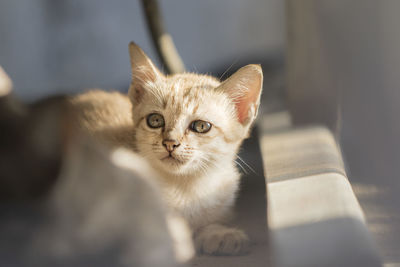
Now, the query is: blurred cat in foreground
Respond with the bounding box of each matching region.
[0,66,191,267]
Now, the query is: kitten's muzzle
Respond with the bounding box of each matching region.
[162,139,180,152]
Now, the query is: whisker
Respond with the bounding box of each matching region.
[234,160,248,174]
[236,155,258,175]
[197,154,228,175]
[219,58,239,80]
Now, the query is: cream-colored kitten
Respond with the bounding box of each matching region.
[72,42,263,255]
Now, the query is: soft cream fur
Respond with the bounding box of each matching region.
[71,42,263,255]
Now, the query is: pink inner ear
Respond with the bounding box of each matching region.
[236,85,260,124]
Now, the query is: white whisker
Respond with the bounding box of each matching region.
[236,155,257,175]
[234,160,248,174]
[219,58,239,80]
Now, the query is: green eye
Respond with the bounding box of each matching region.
[190,120,212,133]
[147,113,165,128]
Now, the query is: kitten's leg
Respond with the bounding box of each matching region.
[194,224,249,255]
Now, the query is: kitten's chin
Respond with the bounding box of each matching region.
[161,156,185,166]
[156,155,190,175]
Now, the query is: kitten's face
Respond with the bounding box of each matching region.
[128,42,263,176]
[133,74,240,175]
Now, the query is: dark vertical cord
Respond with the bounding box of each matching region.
[140,0,185,74]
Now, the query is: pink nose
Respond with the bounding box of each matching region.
[162,139,180,152]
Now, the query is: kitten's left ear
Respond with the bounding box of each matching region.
[218,64,263,128]
[128,42,165,105]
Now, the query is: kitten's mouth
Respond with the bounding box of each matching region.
[161,155,185,165]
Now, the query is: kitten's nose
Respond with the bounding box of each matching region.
[162,139,180,152]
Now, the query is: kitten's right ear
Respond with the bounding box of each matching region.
[128,42,164,105]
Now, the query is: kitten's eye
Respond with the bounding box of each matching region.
[147,113,165,128]
[190,120,212,133]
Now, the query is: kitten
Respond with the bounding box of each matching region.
[72,42,263,255]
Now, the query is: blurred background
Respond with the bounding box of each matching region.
[0,0,285,103]
[0,0,399,265]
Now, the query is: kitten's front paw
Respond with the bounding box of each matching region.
[194,224,249,255]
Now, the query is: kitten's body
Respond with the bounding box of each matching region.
[71,90,134,149]
[71,43,263,255]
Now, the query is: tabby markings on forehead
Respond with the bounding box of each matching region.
[191,104,199,115]
[182,88,192,98]
[170,95,176,107]
[182,84,216,95]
